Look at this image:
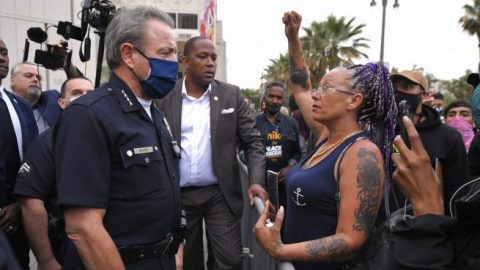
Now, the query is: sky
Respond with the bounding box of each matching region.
[216,0,478,90]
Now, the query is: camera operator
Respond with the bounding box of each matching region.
[391,70,468,215]
[11,51,84,134]
[391,116,480,270]
[10,62,60,134]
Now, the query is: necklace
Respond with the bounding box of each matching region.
[307,130,363,167]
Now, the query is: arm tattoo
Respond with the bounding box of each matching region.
[305,235,349,262]
[353,148,381,232]
[289,57,309,88]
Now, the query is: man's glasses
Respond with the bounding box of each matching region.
[311,85,355,96]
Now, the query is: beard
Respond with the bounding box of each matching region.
[26,85,42,103]
[266,104,281,115]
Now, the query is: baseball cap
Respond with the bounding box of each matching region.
[390,70,429,92]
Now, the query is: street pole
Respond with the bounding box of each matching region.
[380,0,387,64]
[371,0,399,64]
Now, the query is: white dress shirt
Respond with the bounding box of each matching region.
[0,85,24,159]
[136,96,152,119]
[179,79,217,187]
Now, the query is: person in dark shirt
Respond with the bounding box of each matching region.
[254,11,397,270]
[391,116,480,270]
[54,7,182,269]
[255,81,301,216]
[14,77,93,270]
[391,70,468,214]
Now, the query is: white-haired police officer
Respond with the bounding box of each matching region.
[54,7,182,270]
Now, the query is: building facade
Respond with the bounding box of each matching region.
[0,0,226,91]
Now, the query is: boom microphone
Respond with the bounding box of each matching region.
[27,27,48,43]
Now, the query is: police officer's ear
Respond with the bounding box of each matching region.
[120,43,136,69]
[58,98,68,110]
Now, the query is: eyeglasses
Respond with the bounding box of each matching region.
[311,85,355,96]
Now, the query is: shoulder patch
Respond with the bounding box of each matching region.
[18,162,32,177]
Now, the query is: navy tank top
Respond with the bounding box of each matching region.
[283,132,368,270]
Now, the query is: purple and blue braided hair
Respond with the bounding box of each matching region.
[347,63,397,192]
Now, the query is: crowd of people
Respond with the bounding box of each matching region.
[0,5,479,270]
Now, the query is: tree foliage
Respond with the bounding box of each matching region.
[240,88,262,111]
[459,0,480,42]
[437,70,474,104]
[262,15,369,89]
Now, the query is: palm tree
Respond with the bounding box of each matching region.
[261,53,291,88]
[459,0,480,58]
[263,15,369,89]
[302,15,369,86]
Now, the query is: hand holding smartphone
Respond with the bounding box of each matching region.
[266,170,279,223]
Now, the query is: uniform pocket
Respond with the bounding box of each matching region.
[115,144,164,200]
[119,145,163,168]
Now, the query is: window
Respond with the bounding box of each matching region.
[178,13,198,29]
[167,13,177,28]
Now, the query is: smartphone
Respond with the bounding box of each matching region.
[266,170,279,222]
[396,100,411,148]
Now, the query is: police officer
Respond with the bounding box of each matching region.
[14,77,93,270]
[54,7,181,270]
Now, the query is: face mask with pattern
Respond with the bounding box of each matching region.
[447,117,474,150]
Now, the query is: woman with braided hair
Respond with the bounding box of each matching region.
[253,11,397,270]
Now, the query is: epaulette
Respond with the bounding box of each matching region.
[73,85,115,107]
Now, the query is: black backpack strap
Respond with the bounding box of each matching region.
[334,137,368,215]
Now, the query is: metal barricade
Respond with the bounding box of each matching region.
[238,154,295,270]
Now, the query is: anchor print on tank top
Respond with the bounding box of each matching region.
[291,187,306,206]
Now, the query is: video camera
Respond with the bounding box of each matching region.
[81,0,116,33]
[23,27,72,70]
[23,0,116,71]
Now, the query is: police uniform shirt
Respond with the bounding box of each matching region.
[54,73,181,248]
[14,129,57,206]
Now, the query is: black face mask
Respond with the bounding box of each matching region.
[266,103,281,115]
[395,91,422,115]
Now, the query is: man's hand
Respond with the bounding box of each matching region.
[54,40,83,78]
[253,201,285,259]
[421,92,434,106]
[175,244,184,270]
[277,166,292,183]
[0,202,21,235]
[247,183,268,206]
[391,116,444,216]
[282,11,302,41]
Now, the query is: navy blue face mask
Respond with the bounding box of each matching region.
[135,48,178,99]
